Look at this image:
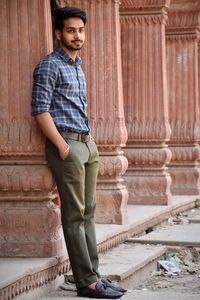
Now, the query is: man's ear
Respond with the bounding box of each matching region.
[55,30,61,41]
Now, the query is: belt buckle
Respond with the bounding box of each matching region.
[82,133,90,143]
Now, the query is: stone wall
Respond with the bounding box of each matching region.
[120,0,172,204]
[0,0,199,256]
[0,0,63,256]
[166,0,200,194]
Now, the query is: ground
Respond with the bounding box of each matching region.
[139,246,200,295]
[137,207,200,297]
[40,207,200,300]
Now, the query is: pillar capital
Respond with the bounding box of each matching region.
[167,0,200,34]
[120,0,170,14]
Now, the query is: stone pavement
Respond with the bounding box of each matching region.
[128,223,200,247]
[39,289,200,300]
[38,205,200,300]
[1,196,198,300]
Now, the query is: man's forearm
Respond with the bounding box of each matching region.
[34,112,69,159]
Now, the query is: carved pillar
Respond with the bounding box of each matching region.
[166,0,200,194]
[120,0,172,205]
[0,0,62,256]
[59,0,128,224]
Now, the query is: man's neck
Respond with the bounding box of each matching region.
[60,45,78,61]
[66,50,77,61]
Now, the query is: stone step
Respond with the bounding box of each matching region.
[40,289,200,300]
[187,208,200,223]
[2,196,196,300]
[39,243,167,299]
[64,243,167,290]
[127,223,200,247]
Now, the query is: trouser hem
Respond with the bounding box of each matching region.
[76,274,99,289]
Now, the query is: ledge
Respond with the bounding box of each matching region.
[0,195,197,300]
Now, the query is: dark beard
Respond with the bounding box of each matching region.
[61,37,83,51]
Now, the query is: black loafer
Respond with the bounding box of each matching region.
[77,280,123,298]
[101,278,127,293]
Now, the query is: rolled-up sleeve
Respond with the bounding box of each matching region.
[31,58,57,116]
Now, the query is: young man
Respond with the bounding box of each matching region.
[31,6,126,299]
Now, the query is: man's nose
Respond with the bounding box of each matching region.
[74,30,80,39]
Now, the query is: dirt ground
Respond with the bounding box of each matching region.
[138,206,200,295]
[139,247,200,294]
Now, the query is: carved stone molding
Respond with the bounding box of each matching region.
[98,154,128,179]
[169,144,200,165]
[59,0,128,224]
[167,10,200,33]
[0,0,64,256]
[121,11,171,142]
[0,119,45,156]
[120,0,171,205]
[166,0,200,34]
[0,164,54,196]
[0,200,62,256]
[169,167,200,195]
[125,118,171,142]
[59,1,128,149]
[168,144,200,194]
[96,186,128,224]
[120,14,168,25]
[125,146,171,169]
[123,145,171,204]
[166,3,200,195]
[166,34,199,42]
[0,258,70,300]
[90,118,127,147]
[124,171,171,204]
[169,121,200,142]
[120,0,170,13]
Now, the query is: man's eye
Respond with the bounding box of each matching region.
[67,29,75,33]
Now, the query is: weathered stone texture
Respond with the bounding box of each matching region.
[1,0,199,257]
[166,0,200,194]
[120,0,172,204]
[0,0,63,256]
[60,0,129,224]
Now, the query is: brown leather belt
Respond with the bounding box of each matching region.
[59,130,90,143]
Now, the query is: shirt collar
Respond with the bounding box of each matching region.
[54,45,82,66]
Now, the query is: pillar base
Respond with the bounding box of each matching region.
[169,166,200,195]
[124,171,172,205]
[95,185,128,225]
[168,144,200,195]
[0,199,63,257]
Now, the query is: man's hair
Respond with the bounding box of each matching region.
[54,6,87,31]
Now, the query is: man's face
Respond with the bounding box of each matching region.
[55,17,85,52]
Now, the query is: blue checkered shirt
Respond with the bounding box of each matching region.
[31,46,89,133]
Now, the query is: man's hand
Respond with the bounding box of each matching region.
[58,144,70,160]
[34,112,71,160]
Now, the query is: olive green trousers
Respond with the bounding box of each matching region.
[45,136,100,289]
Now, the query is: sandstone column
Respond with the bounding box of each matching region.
[166,0,200,194]
[0,0,62,256]
[59,0,128,224]
[120,0,172,205]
